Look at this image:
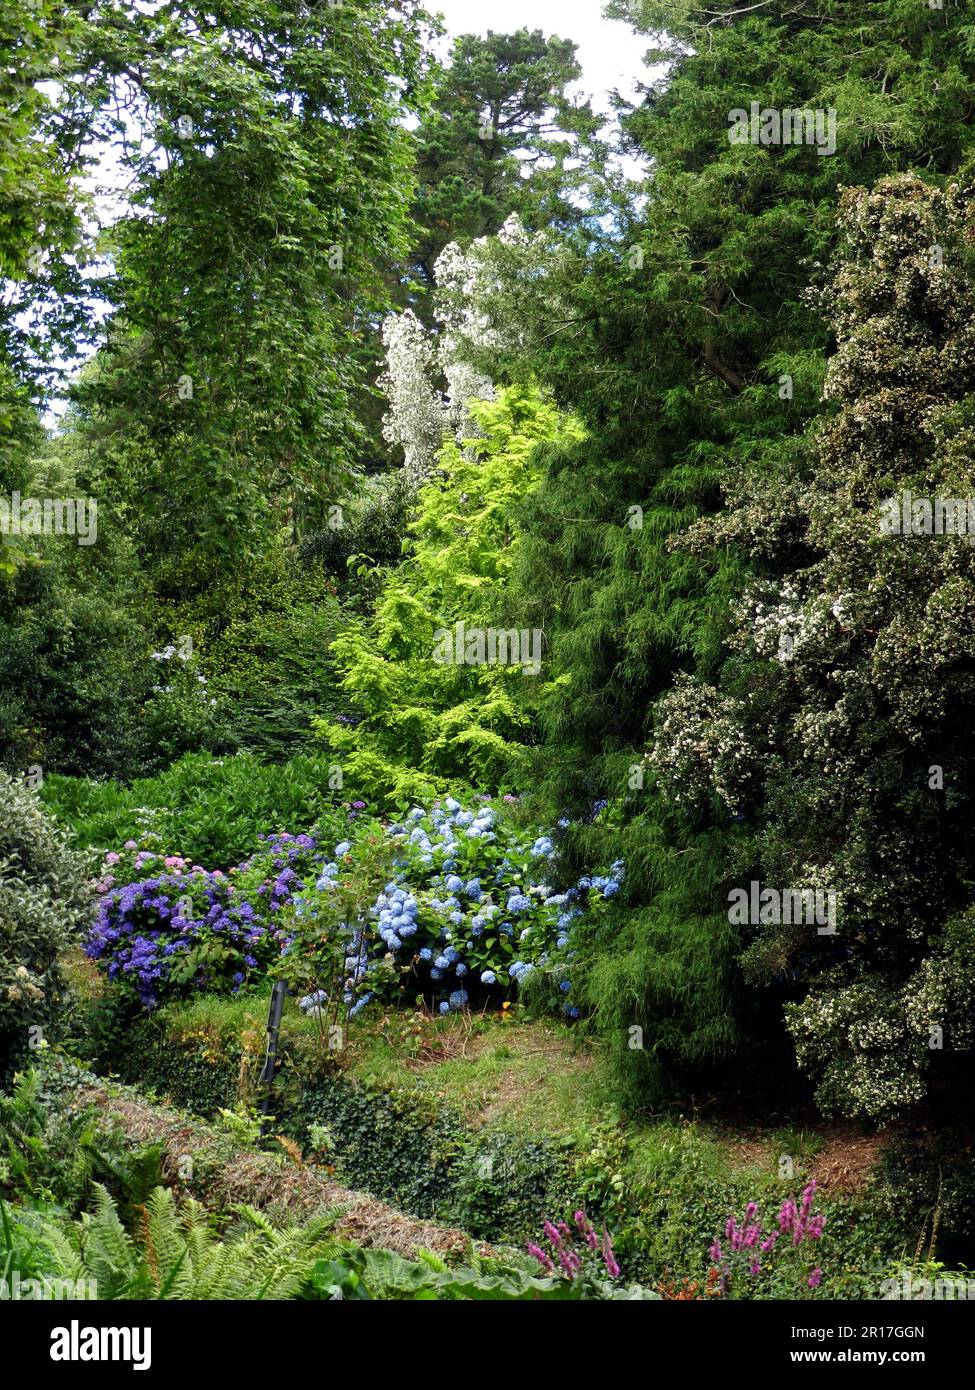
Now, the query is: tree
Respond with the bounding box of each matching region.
[655,175,975,1120]
[464,0,975,1103]
[0,0,90,571]
[69,0,436,601]
[318,388,582,805]
[408,28,605,309]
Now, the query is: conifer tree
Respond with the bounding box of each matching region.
[409,29,604,308]
[472,0,975,1102]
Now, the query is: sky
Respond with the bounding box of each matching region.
[430,0,654,118]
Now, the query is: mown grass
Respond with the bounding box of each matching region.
[150,996,614,1138]
[144,996,838,1185]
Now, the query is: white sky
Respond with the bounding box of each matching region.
[431,0,652,117]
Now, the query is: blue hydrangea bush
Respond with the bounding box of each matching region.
[86,835,326,1005]
[85,798,624,1020]
[291,798,624,1018]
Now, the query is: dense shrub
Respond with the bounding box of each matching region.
[653,178,975,1120]
[41,751,352,866]
[174,555,348,762]
[0,773,94,1076]
[289,797,622,1019]
[85,834,330,1007]
[300,473,415,598]
[81,793,622,1019]
[0,530,157,781]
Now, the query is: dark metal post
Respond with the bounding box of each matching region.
[259,979,288,1140]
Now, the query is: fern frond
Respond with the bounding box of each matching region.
[77,1184,138,1298]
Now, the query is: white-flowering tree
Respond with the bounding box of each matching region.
[379,215,561,486]
[650,175,975,1120]
[378,309,446,486]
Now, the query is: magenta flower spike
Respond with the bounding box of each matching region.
[543,1220,562,1248]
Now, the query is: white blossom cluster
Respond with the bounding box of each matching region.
[650,674,756,812]
[906,916,975,1054]
[432,240,495,445]
[787,908,975,1119]
[787,981,926,1119]
[378,309,447,486]
[732,581,840,666]
[377,221,550,487]
[434,214,554,360]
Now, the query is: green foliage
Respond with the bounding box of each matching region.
[317,389,583,805]
[200,563,346,761]
[300,473,415,600]
[0,424,158,780]
[660,177,975,1119]
[471,0,975,1104]
[302,1244,653,1300]
[409,28,605,304]
[0,772,93,1076]
[282,1073,577,1240]
[0,1068,165,1221]
[2,1184,343,1300]
[41,751,352,866]
[0,0,89,442]
[83,1006,928,1294]
[0,0,440,785]
[101,1018,244,1118]
[98,1013,579,1243]
[68,0,435,599]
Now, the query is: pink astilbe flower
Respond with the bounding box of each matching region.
[527,1242,554,1275]
[532,1211,623,1290]
[543,1220,562,1247]
[778,1199,798,1232]
[713,1185,827,1297]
